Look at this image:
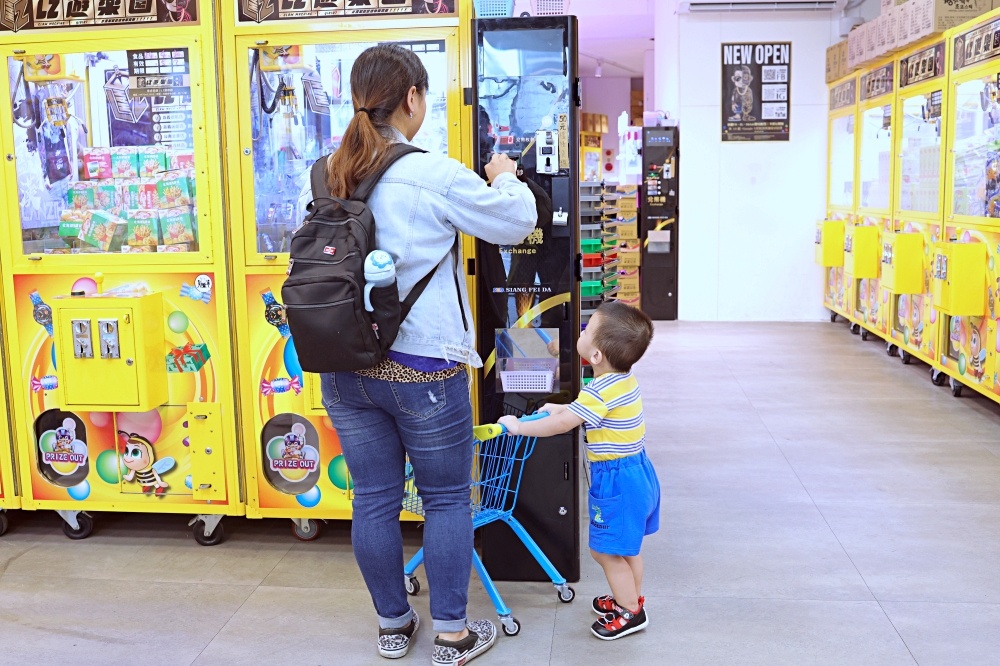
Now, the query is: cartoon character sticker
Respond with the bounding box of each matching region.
[35,411,89,488]
[119,432,175,496]
[260,415,321,496]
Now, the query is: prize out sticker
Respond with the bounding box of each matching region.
[194,274,213,294]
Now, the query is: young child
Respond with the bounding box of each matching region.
[499,300,659,641]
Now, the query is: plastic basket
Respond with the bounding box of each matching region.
[500,371,553,393]
[531,0,569,14]
[581,238,601,254]
[581,280,602,297]
[473,0,514,16]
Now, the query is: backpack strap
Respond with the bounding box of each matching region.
[350,143,426,203]
[399,235,464,327]
[310,155,332,200]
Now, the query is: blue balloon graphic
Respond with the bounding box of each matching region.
[184,475,192,489]
[51,342,57,370]
[67,480,90,501]
[284,337,303,384]
[296,485,321,508]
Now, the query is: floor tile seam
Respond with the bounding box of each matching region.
[0,572,268,588]
[188,544,290,665]
[624,595,892,603]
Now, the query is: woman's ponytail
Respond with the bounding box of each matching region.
[326,44,429,198]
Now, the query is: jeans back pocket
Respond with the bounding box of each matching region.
[390,379,447,419]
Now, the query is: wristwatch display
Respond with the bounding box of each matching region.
[30,290,54,337]
[261,288,290,338]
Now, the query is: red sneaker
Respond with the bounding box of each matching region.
[592,595,616,616]
[155,486,167,496]
[141,486,153,493]
[591,601,649,641]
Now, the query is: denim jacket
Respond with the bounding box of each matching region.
[342,139,537,367]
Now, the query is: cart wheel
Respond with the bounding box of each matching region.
[830,311,837,323]
[557,586,575,603]
[192,520,225,546]
[900,351,912,365]
[861,329,869,341]
[405,576,420,596]
[950,377,963,397]
[0,512,8,537]
[850,323,861,335]
[886,342,898,357]
[62,512,93,540]
[292,519,320,541]
[931,369,948,386]
[501,616,521,637]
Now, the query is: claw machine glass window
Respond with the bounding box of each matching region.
[898,91,942,214]
[951,77,1000,218]
[8,49,200,255]
[247,40,449,255]
[859,103,892,210]
[829,113,855,208]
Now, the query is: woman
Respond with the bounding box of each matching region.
[319,44,537,665]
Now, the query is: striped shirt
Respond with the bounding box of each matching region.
[568,371,645,461]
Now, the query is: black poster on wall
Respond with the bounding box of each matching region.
[721,42,791,142]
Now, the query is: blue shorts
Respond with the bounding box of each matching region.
[588,450,660,557]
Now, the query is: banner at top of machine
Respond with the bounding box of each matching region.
[721,42,790,142]
[0,0,198,33]
[899,42,944,88]
[236,0,453,24]
[953,16,1000,71]
[829,78,856,112]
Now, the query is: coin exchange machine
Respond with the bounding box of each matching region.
[473,16,581,583]
[641,124,679,320]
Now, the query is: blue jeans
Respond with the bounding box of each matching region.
[321,369,473,633]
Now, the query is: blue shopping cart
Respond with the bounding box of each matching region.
[401,413,576,637]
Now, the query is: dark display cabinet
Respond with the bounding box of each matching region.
[472,15,581,583]
[641,124,680,320]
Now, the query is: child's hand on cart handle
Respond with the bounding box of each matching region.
[498,408,583,439]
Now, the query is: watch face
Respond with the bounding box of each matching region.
[265,302,285,327]
[34,303,53,327]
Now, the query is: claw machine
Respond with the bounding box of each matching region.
[852,59,896,340]
[821,73,858,323]
[938,10,1000,403]
[0,285,17,538]
[0,3,242,543]
[886,39,949,368]
[219,0,472,539]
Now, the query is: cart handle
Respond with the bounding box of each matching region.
[473,412,549,441]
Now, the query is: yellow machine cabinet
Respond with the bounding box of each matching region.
[881,232,924,294]
[52,292,167,412]
[844,224,880,279]
[0,8,242,544]
[219,0,473,537]
[824,74,858,320]
[816,220,845,266]
[931,241,987,317]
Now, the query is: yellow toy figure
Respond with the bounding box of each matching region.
[969,319,986,381]
[119,432,175,496]
[910,295,924,348]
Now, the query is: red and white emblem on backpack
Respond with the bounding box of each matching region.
[323,246,336,255]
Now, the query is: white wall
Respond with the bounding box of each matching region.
[654,8,841,321]
[581,77,632,181]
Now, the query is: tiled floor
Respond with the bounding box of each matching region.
[2,322,1000,665]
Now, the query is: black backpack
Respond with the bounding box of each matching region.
[282,143,446,373]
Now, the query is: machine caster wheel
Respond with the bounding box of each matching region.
[292,519,319,541]
[0,512,8,537]
[900,351,912,365]
[405,576,420,596]
[556,585,575,603]
[886,342,898,357]
[931,369,948,386]
[830,311,838,323]
[850,323,861,335]
[950,377,963,397]
[861,329,869,341]
[62,512,93,540]
[500,616,521,636]
[192,520,225,546]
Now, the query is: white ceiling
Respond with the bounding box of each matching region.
[511,0,655,78]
